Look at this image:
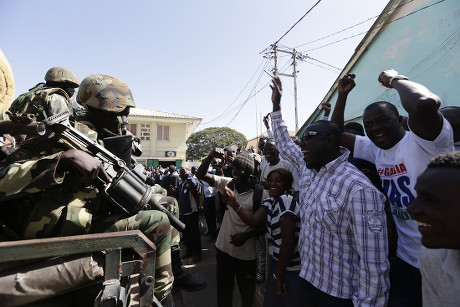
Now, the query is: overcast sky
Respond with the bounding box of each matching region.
[1,0,388,139]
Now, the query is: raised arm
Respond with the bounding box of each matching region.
[271,77,282,113]
[378,69,443,140]
[321,102,331,120]
[195,148,225,185]
[330,73,356,151]
[263,114,274,138]
[269,77,304,170]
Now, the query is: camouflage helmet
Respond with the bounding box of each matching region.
[76,74,135,112]
[44,67,79,88]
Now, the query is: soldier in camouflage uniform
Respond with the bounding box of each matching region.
[0,75,176,306]
[76,74,206,295]
[8,67,79,121]
[1,67,79,154]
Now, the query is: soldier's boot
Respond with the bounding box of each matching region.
[159,291,175,307]
[171,249,207,292]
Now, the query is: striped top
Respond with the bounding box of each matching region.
[262,193,301,271]
[271,110,390,307]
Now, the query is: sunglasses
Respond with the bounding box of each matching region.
[300,131,331,143]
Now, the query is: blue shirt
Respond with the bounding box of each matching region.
[176,174,199,214]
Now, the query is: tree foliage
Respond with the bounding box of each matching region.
[186,127,247,161]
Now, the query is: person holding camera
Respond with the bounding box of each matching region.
[196,149,268,307]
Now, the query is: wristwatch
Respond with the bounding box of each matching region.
[389,75,408,87]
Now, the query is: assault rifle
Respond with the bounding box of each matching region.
[42,111,185,231]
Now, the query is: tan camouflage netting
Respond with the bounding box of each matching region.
[0,49,15,112]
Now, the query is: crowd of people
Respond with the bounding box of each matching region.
[184,69,459,307]
[0,66,458,307]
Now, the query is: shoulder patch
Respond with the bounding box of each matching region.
[365,209,383,233]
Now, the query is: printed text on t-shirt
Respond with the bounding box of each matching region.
[378,163,407,177]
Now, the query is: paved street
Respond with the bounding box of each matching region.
[175,226,265,307]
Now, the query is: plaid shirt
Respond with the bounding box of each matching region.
[271,110,390,307]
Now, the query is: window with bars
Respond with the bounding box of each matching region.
[157,125,170,141]
[140,124,151,141]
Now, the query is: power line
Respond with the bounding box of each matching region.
[274,0,323,45]
[221,60,296,127]
[408,26,460,78]
[210,0,447,131]
[295,0,416,49]
[224,63,268,126]
[200,58,269,125]
[295,16,377,49]
[201,58,268,124]
[305,60,341,73]
[307,56,341,71]
[302,32,367,52]
[300,0,447,53]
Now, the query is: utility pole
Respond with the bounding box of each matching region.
[263,45,306,133]
[292,50,299,133]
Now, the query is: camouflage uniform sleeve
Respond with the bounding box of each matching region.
[76,120,99,142]
[46,93,71,116]
[0,151,65,199]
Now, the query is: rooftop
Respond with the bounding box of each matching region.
[130,107,202,121]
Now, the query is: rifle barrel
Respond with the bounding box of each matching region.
[0,121,46,136]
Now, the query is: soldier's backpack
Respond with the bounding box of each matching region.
[8,84,69,121]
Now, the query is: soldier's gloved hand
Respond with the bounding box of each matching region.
[57,149,112,186]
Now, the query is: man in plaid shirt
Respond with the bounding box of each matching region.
[269,77,390,307]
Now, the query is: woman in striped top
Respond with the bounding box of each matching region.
[225,168,303,307]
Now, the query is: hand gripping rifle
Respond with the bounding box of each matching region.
[42,111,185,231]
[0,113,46,136]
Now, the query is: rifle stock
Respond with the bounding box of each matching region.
[42,111,185,231]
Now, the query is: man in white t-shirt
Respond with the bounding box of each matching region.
[331,70,454,306]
